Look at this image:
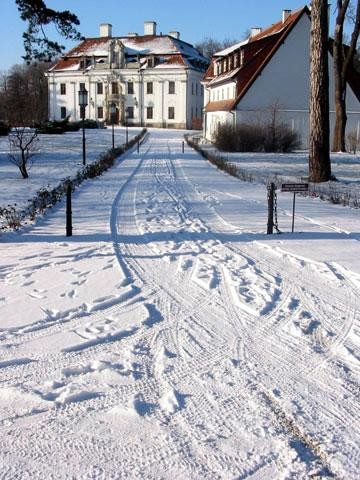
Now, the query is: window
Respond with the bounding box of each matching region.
[60,107,67,119]
[127,82,134,94]
[60,83,66,95]
[234,53,238,68]
[146,82,153,94]
[111,82,119,94]
[97,106,103,119]
[191,83,194,95]
[196,83,198,95]
[97,83,103,95]
[168,81,175,94]
[127,106,134,119]
[146,106,153,119]
[168,106,175,119]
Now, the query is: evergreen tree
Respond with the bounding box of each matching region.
[15,0,82,62]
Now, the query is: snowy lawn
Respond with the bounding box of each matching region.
[0,126,143,210]
[0,128,359,478]
[199,142,360,200]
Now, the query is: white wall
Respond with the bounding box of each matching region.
[236,13,360,148]
[48,66,204,129]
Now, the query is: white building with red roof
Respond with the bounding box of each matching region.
[202,6,360,148]
[46,21,208,129]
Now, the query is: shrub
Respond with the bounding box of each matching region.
[0,122,10,136]
[214,121,300,153]
[347,130,359,154]
[36,120,67,134]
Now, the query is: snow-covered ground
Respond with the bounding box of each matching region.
[0,129,360,478]
[199,142,360,201]
[0,127,142,210]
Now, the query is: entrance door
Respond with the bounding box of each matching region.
[115,107,120,125]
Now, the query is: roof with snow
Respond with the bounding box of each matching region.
[204,6,360,112]
[204,7,308,112]
[50,34,208,73]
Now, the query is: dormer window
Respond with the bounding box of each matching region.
[240,50,244,66]
[80,58,91,70]
[234,53,238,68]
[147,56,156,68]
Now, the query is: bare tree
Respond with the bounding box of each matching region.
[0,63,50,126]
[8,127,39,178]
[309,0,331,182]
[332,0,360,151]
[195,37,238,59]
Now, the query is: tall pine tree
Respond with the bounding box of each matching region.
[309,0,331,182]
[15,0,82,62]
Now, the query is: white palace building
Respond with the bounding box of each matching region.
[46,21,208,129]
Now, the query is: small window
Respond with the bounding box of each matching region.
[97,83,103,95]
[60,107,67,119]
[97,106,103,119]
[146,106,153,119]
[112,82,119,94]
[127,106,134,119]
[147,82,153,94]
[168,106,175,119]
[191,83,194,95]
[127,82,134,94]
[168,81,175,94]
[234,53,238,68]
[60,83,66,95]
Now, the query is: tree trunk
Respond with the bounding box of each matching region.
[19,150,28,179]
[19,164,29,179]
[332,0,360,152]
[309,0,331,182]
[332,89,347,152]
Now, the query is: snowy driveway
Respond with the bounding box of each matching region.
[0,129,360,478]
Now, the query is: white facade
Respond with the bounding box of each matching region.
[203,7,360,148]
[47,23,207,129]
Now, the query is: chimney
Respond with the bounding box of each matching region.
[169,31,180,39]
[250,27,262,37]
[100,23,112,37]
[144,21,157,36]
[128,32,138,37]
[282,9,291,23]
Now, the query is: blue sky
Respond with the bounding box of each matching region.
[0,0,340,70]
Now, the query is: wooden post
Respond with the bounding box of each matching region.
[182,141,184,153]
[291,192,296,233]
[267,182,275,235]
[66,182,72,237]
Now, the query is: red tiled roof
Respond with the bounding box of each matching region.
[205,100,236,112]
